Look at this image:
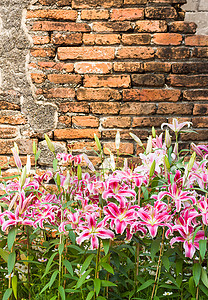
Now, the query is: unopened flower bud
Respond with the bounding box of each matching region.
[146,136,152,154]
[165,130,171,148]
[115,131,120,150]
[187,152,196,172]
[20,166,27,188]
[94,134,102,152]
[164,155,170,170]
[149,160,155,178]
[152,126,156,138]
[129,133,143,147]
[45,134,55,153]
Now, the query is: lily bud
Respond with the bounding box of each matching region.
[110,153,115,171]
[187,152,196,172]
[191,143,203,158]
[123,158,128,171]
[11,143,22,169]
[149,160,155,178]
[152,126,156,138]
[33,141,37,156]
[20,166,27,188]
[164,155,170,170]
[146,136,152,154]
[115,131,120,150]
[45,134,55,153]
[63,171,70,190]
[165,130,171,148]
[77,164,82,180]
[94,134,102,152]
[129,132,143,147]
[26,155,31,174]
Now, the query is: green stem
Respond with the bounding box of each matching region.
[94,240,101,300]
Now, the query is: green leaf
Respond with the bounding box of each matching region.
[76,268,93,289]
[81,254,94,275]
[63,260,73,276]
[49,270,59,288]
[192,226,202,243]
[40,282,50,295]
[42,252,57,278]
[102,239,110,256]
[162,256,169,271]
[58,286,65,300]
[201,268,208,288]
[7,227,17,252]
[50,296,57,300]
[189,276,196,297]
[94,134,102,152]
[0,248,9,262]
[8,251,16,275]
[193,263,201,286]
[137,279,155,292]
[86,291,94,300]
[150,238,160,261]
[35,150,41,161]
[100,262,114,274]
[58,244,64,256]
[101,280,117,287]
[12,275,17,299]
[77,165,82,180]
[69,230,76,244]
[94,278,101,296]
[199,239,207,260]
[3,288,12,300]
[57,173,61,187]
[97,297,106,300]
[53,159,58,172]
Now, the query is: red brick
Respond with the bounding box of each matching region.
[183,90,208,101]
[145,7,177,19]
[102,129,149,139]
[123,89,181,102]
[58,116,72,126]
[192,48,208,58]
[38,0,71,5]
[0,101,20,110]
[0,112,26,125]
[93,21,132,32]
[58,47,115,60]
[149,0,186,2]
[103,142,134,155]
[193,104,208,115]
[27,9,77,20]
[110,8,144,21]
[169,21,197,33]
[0,139,37,155]
[77,88,121,101]
[132,74,165,87]
[33,21,90,32]
[74,62,112,74]
[83,33,120,45]
[72,116,99,127]
[84,75,130,88]
[192,117,208,128]
[90,102,120,114]
[38,62,74,72]
[135,20,167,32]
[45,88,75,98]
[72,0,122,8]
[156,47,190,60]
[124,0,147,4]
[181,130,208,141]
[121,34,151,45]
[31,73,46,84]
[157,103,193,115]
[144,62,171,72]
[116,47,154,59]
[172,63,208,74]
[81,9,109,20]
[59,102,89,113]
[132,116,166,127]
[30,48,55,58]
[47,74,82,84]
[120,103,156,115]
[33,35,50,45]
[167,75,208,87]
[153,33,182,45]
[185,35,208,46]
[51,33,82,45]
[113,62,143,73]
[0,127,18,139]
[68,141,98,152]
[54,129,100,140]
[102,116,131,128]
[0,156,8,169]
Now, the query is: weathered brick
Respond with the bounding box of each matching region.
[193,104,208,115]
[48,74,82,84]
[0,101,20,110]
[59,102,89,113]
[38,62,74,72]
[84,75,131,88]
[192,117,208,128]
[113,62,143,73]
[33,21,90,32]
[51,33,82,45]
[0,156,8,169]
[68,141,98,152]
[181,130,208,141]
[124,0,147,4]
[167,75,208,87]
[72,0,123,8]
[83,33,120,45]
[74,62,112,74]
[153,33,182,45]
[93,21,132,32]
[156,47,190,60]
[157,103,193,115]
[0,112,26,125]
[72,116,99,127]
[192,48,208,58]
[27,10,77,20]
[103,142,134,155]
[58,116,72,126]
[144,62,171,72]
[9,156,35,168]
[90,102,120,114]
[110,8,144,21]
[58,47,115,60]
[122,34,151,45]
[0,139,37,155]
[135,20,167,32]
[54,129,100,139]
[30,48,55,58]
[102,129,149,139]
[77,88,121,101]
[31,73,46,84]
[102,116,131,128]
[149,0,186,2]
[45,88,75,98]
[145,7,177,19]
[123,89,181,102]
[132,116,166,127]
[183,90,208,101]
[81,9,109,20]
[185,35,208,47]
[39,0,71,5]
[120,103,156,115]
[169,21,197,33]
[172,63,208,74]
[0,127,18,139]
[116,47,154,59]
[33,35,50,45]
[132,74,165,87]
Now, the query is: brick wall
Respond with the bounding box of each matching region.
[0,0,208,171]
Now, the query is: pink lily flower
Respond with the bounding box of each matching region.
[76,215,114,249]
[161,118,192,133]
[197,196,208,226]
[1,207,34,231]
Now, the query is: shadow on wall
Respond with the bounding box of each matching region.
[183,0,208,35]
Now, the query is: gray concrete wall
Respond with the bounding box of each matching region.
[184,0,208,35]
